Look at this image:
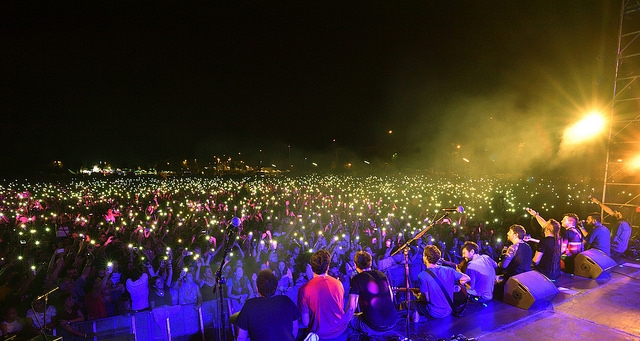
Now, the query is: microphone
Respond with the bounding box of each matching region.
[442,206,465,213]
[230,216,241,228]
[224,217,241,238]
[36,286,59,300]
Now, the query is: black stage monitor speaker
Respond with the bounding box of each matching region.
[574,248,617,279]
[503,270,559,310]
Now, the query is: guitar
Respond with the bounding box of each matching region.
[438,258,468,272]
[391,287,420,295]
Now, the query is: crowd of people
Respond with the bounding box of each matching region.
[0,174,636,340]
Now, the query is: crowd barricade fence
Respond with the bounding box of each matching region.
[60,300,231,341]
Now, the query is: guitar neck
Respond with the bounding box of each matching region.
[440,259,456,267]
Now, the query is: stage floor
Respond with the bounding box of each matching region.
[383,256,640,341]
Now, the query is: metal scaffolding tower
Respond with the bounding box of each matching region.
[603,0,640,227]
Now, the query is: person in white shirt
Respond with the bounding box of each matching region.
[26,298,57,331]
[126,267,150,311]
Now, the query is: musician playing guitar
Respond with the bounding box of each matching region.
[458,241,497,302]
[413,245,470,321]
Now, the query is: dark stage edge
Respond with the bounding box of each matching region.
[381,256,640,341]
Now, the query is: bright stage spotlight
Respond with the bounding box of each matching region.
[563,112,606,144]
[630,154,640,171]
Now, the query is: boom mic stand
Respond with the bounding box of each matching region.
[390,211,451,341]
[213,217,240,341]
[35,286,59,340]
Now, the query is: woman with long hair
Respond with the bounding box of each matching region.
[227,266,254,313]
[197,266,217,302]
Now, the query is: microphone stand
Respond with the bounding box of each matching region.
[391,211,450,341]
[36,286,59,340]
[213,222,236,341]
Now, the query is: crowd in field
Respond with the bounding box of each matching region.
[0,173,632,339]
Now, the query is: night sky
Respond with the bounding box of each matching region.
[2,1,620,176]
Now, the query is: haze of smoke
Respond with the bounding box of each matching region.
[400,92,568,177]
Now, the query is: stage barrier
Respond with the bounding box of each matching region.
[59,300,230,341]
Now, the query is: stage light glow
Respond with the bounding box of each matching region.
[630,154,640,170]
[563,112,606,144]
